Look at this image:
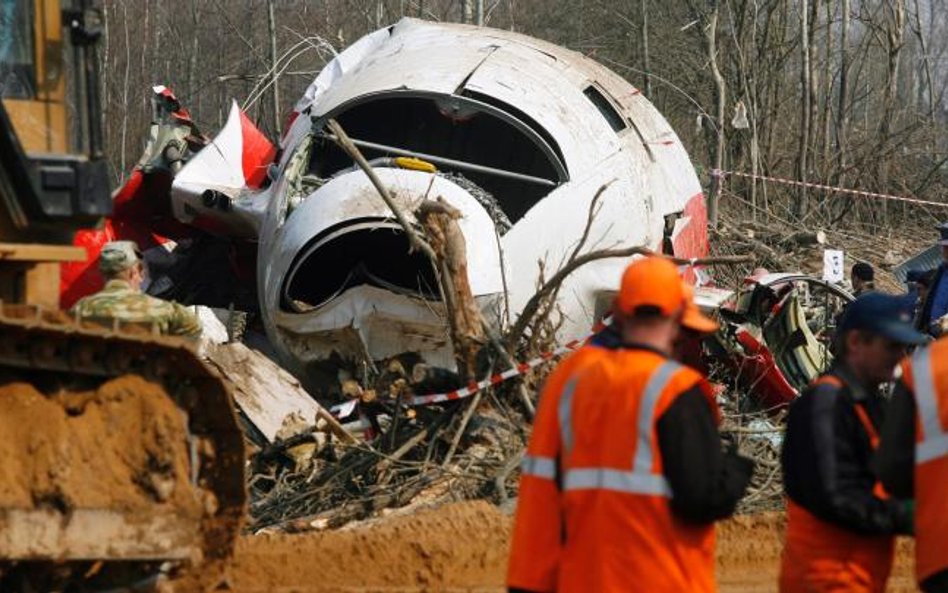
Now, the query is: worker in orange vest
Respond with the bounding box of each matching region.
[507,256,753,593]
[779,292,923,593]
[878,336,948,592]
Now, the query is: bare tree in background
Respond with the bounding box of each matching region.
[95,0,948,228]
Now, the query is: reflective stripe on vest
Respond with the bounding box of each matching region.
[559,377,579,453]
[521,454,557,480]
[560,360,681,498]
[914,348,948,464]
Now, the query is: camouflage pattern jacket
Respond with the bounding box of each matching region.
[70,280,202,338]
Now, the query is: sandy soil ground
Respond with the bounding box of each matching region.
[225,500,918,593]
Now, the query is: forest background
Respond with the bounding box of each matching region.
[98,0,948,229]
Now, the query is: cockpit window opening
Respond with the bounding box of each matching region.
[583,85,627,133]
[308,92,566,223]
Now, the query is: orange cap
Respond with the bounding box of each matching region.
[681,283,719,333]
[616,256,686,317]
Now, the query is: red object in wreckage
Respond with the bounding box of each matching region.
[59,169,194,310]
[59,87,275,309]
[732,325,799,410]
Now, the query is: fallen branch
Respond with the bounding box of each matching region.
[326,118,437,261]
[506,245,755,349]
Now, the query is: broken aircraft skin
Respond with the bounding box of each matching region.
[167,18,708,394]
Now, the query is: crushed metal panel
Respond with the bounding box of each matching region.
[311,20,499,119]
[292,27,391,116]
[204,342,328,443]
[462,42,619,177]
[695,285,735,311]
[170,102,270,239]
[274,284,461,371]
[893,245,941,283]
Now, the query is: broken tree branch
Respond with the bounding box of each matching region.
[326,118,437,261]
[568,181,615,262]
[506,247,754,349]
[417,198,487,381]
[441,390,483,468]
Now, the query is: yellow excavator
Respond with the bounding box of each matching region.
[0,1,245,591]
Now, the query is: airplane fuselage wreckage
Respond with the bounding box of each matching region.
[65,19,709,395]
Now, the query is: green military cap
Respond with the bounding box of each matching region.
[99,240,142,274]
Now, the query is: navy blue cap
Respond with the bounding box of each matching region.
[839,292,928,345]
[937,222,948,246]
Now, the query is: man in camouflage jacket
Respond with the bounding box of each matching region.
[70,241,202,338]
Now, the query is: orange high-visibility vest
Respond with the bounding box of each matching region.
[779,374,894,593]
[508,348,718,593]
[508,345,605,592]
[902,339,948,584]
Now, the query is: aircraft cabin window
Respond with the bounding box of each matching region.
[583,85,626,133]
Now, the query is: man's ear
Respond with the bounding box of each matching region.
[846,329,868,350]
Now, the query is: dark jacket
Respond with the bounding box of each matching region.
[919,263,948,335]
[781,365,912,536]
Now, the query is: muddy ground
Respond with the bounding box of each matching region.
[225,500,918,593]
[0,377,199,514]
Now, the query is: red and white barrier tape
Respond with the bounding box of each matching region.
[408,337,590,406]
[712,169,948,209]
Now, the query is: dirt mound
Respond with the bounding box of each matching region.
[228,500,509,592]
[227,502,918,593]
[0,376,200,515]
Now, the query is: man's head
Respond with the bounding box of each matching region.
[613,257,716,354]
[674,283,719,367]
[937,222,948,262]
[851,262,874,292]
[99,241,145,289]
[836,292,927,386]
[907,268,934,302]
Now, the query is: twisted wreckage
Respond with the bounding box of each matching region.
[63,18,847,420]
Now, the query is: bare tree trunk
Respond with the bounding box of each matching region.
[836,0,850,184]
[641,0,652,99]
[101,0,110,170]
[878,0,905,221]
[188,1,198,101]
[416,199,486,382]
[119,1,130,182]
[821,0,834,171]
[747,0,761,220]
[267,0,280,137]
[796,0,811,218]
[760,0,785,178]
[475,0,484,25]
[912,0,936,141]
[705,3,726,228]
[808,0,819,159]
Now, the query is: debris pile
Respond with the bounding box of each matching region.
[711,207,933,292]
[245,358,534,532]
[716,377,786,513]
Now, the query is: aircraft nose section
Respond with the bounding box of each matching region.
[266,168,507,377]
[277,168,505,312]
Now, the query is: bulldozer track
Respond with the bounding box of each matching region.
[0,304,246,592]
